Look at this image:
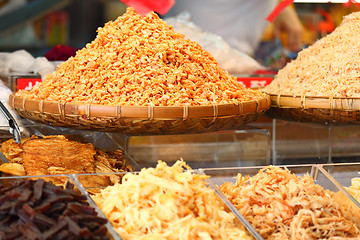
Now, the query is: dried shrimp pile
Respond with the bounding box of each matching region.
[220,166,360,240]
[16,7,265,106]
[92,160,251,240]
[263,11,360,98]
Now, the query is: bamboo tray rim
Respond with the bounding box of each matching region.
[269,94,360,111]
[9,94,270,120]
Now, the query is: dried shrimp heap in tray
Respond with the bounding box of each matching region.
[263,11,360,124]
[16,8,264,106]
[92,160,252,240]
[10,7,269,134]
[220,166,360,240]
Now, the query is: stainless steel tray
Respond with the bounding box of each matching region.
[200,164,360,239]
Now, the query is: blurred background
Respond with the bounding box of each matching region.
[0,0,359,70]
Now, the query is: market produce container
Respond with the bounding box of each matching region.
[0,174,118,240]
[200,164,359,196]
[74,169,263,240]
[199,164,360,239]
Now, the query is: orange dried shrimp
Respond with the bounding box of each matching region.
[16,7,265,106]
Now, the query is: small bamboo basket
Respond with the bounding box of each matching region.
[267,94,360,124]
[9,94,270,135]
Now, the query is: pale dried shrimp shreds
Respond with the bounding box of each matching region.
[332,175,360,228]
[92,160,252,240]
[345,176,360,201]
[263,11,360,98]
[16,7,265,106]
[220,166,360,240]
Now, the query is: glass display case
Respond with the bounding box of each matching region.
[111,125,271,169]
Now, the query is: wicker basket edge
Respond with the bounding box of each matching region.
[9,94,270,120]
[269,94,360,111]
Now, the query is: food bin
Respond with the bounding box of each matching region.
[200,164,360,197]
[0,174,118,240]
[199,164,360,239]
[73,170,263,240]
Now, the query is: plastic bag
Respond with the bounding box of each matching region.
[5,49,35,73]
[0,50,55,78]
[30,56,56,78]
[165,12,265,75]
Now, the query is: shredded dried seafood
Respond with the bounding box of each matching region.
[93,160,252,240]
[332,176,360,234]
[220,166,360,240]
[263,11,360,97]
[16,7,265,106]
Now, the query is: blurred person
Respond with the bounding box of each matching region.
[166,0,304,56]
[273,3,304,52]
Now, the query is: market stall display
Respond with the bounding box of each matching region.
[263,11,360,124]
[3,4,360,239]
[9,7,269,135]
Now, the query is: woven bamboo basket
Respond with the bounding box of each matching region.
[9,94,270,135]
[267,94,360,124]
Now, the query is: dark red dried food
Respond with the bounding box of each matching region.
[18,189,33,202]
[42,220,68,239]
[33,179,44,201]
[66,202,96,215]
[0,179,110,240]
[33,203,51,213]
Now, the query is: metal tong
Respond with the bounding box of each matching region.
[0,101,21,144]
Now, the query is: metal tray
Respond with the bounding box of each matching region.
[73,170,260,240]
[200,164,360,239]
